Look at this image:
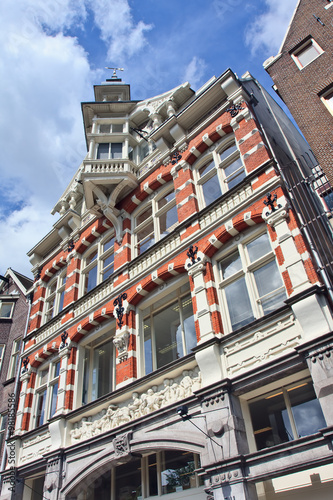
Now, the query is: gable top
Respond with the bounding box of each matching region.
[0,268,33,295]
[277,0,302,54]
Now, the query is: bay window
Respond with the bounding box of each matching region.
[34,360,60,427]
[97,142,123,159]
[218,231,286,332]
[99,123,123,134]
[142,283,196,375]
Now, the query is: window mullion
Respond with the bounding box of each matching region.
[283,388,299,439]
[151,311,157,372]
[178,294,187,355]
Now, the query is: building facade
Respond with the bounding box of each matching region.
[2,70,333,500]
[264,0,333,208]
[0,269,32,482]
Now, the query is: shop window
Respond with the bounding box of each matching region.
[81,230,115,295]
[249,380,326,450]
[34,360,60,427]
[44,270,67,324]
[218,231,286,332]
[142,283,196,375]
[134,185,178,256]
[291,38,323,69]
[82,332,116,404]
[7,338,21,380]
[195,138,246,208]
[97,142,123,159]
[0,301,14,318]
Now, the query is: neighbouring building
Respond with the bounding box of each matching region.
[264,0,333,211]
[1,69,333,500]
[0,269,32,482]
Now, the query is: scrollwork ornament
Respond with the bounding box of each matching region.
[113,292,128,329]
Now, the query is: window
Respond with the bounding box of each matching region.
[218,231,286,332]
[0,301,14,318]
[196,139,246,208]
[249,380,326,450]
[34,360,60,427]
[81,230,115,295]
[142,283,196,375]
[82,332,116,404]
[0,344,5,374]
[99,123,123,134]
[96,142,122,159]
[321,89,333,116]
[44,270,67,323]
[134,185,178,256]
[7,338,21,380]
[292,39,323,69]
[0,413,7,452]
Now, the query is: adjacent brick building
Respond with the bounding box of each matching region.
[264,0,333,210]
[2,69,333,500]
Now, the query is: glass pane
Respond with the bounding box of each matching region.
[157,190,175,209]
[103,234,115,251]
[154,300,183,369]
[0,303,13,317]
[115,458,142,500]
[247,233,271,262]
[0,414,8,431]
[86,250,98,265]
[221,251,242,279]
[36,389,47,426]
[254,261,286,313]
[97,143,109,159]
[224,277,255,330]
[87,471,111,499]
[202,174,222,206]
[99,124,111,133]
[103,253,114,269]
[144,315,153,375]
[92,340,113,400]
[82,350,89,405]
[161,451,197,494]
[111,143,122,159]
[59,290,65,312]
[139,142,149,162]
[85,265,97,293]
[288,382,326,437]
[181,294,196,353]
[227,168,246,189]
[199,160,215,177]
[159,205,178,237]
[148,454,158,496]
[249,392,292,450]
[137,222,154,254]
[54,361,60,378]
[112,123,123,133]
[224,157,243,177]
[136,206,152,226]
[50,383,58,418]
[297,42,320,67]
[40,369,48,386]
[220,143,237,162]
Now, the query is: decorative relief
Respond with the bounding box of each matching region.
[70,369,201,444]
[113,432,131,457]
[113,330,130,362]
[22,431,51,448]
[308,343,333,364]
[226,102,244,118]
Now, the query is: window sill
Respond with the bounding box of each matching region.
[3,377,15,386]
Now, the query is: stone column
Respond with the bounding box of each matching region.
[113,294,136,388]
[43,453,64,500]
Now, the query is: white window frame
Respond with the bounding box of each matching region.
[0,301,14,318]
[7,338,21,380]
[80,229,115,296]
[291,38,323,69]
[133,183,178,257]
[98,122,124,134]
[320,88,333,116]
[0,413,7,452]
[33,358,60,428]
[214,227,287,333]
[0,344,5,374]
[96,142,123,159]
[194,136,245,209]
[43,269,67,324]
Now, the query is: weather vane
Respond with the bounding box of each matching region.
[105,67,124,79]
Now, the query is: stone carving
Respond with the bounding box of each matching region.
[113,432,131,457]
[113,330,130,362]
[70,369,201,444]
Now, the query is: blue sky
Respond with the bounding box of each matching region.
[0,0,299,277]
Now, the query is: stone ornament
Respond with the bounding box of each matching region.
[70,369,201,444]
[113,330,130,362]
[113,432,131,457]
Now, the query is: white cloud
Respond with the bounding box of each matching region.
[182,56,207,91]
[86,0,152,62]
[245,0,299,56]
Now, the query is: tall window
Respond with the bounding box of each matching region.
[291,38,323,69]
[0,344,5,374]
[0,301,14,318]
[34,360,60,427]
[196,139,246,208]
[248,380,326,450]
[142,284,196,375]
[0,413,7,452]
[134,185,178,256]
[7,338,21,380]
[96,143,122,159]
[44,269,67,323]
[81,230,115,295]
[218,231,286,332]
[82,332,115,404]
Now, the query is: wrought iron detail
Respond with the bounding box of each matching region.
[34,268,42,282]
[171,151,182,165]
[113,293,128,329]
[187,245,201,267]
[226,102,244,118]
[67,239,75,252]
[21,357,29,374]
[264,192,282,214]
[60,331,69,349]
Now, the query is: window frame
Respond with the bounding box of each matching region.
[215,227,287,333]
[133,184,178,257]
[33,358,61,428]
[0,412,8,453]
[194,137,245,209]
[43,269,67,324]
[96,142,123,160]
[0,344,5,374]
[320,87,333,116]
[0,301,15,319]
[7,338,21,380]
[98,122,124,134]
[291,38,323,69]
[80,229,115,296]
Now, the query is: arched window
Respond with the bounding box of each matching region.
[133,184,178,256]
[195,138,246,208]
[81,230,115,295]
